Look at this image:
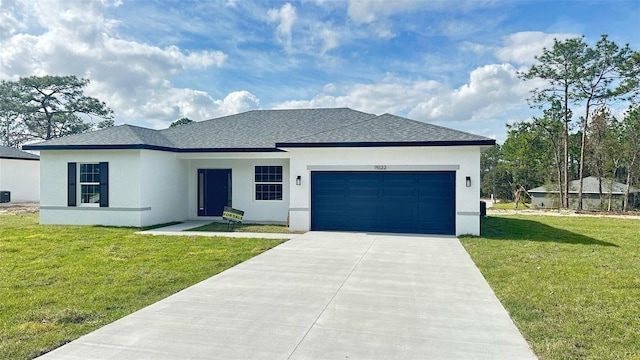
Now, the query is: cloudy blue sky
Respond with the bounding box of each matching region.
[1,0,638,142]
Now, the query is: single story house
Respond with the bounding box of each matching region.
[0,146,40,203]
[529,176,640,210]
[24,108,495,236]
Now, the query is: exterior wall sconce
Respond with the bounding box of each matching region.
[296,176,301,186]
[466,176,471,187]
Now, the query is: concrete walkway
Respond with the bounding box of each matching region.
[38,231,536,360]
[136,221,301,239]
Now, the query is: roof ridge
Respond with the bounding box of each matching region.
[171,108,371,129]
[125,124,178,147]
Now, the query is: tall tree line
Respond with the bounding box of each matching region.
[0,75,114,148]
[482,35,640,210]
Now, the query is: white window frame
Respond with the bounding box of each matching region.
[254,165,283,201]
[79,163,100,207]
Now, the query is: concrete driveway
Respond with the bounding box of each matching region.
[38,232,536,359]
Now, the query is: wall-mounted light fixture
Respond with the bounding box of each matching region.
[296,176,301,186]
[466,176,471,187]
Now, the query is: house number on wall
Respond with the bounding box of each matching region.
[374,165,387,170]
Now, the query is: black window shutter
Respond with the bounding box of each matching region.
[68,162,77,207]
[99,162,109,207]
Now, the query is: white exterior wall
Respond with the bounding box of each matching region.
[179,152,290,223]
[0,158,40,203]
[39,149,190,227]
[37,145,482,234]
[39,150,145,227]
[139,150,189,226]
[286,146,482,236]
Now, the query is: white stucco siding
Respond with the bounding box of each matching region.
[285,146,482,236]
[179,153,290,223]
[139,150,188,226]
[38,150,145,226]
[0,158,40,203]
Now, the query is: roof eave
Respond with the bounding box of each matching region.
[22,144,177,152]
[21,144,286,153]
[0,155,39,161]
[276,140,496,148]
[176,147,285,153]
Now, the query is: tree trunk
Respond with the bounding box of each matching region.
[598,175,603,209]
[563,85,570,208]
[577,100,593,210]
[624,152,637,212]
[555,144,564,208]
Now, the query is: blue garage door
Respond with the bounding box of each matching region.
[311,171,456,235]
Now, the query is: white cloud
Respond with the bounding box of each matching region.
[347,0,422,24]
[323,83,337,93]
[409,63,534,121]
[276,80,443,115]
[131,89,260,128]
[319,28,340,55]
[267,3,297,50]
[496,31,581,65]
[0,0,27,40]
[459,41,490,54]
[214,91,261,116]
[0,0,238,129]
[276,63,540,125]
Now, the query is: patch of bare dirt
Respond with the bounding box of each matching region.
[0,203,40,214]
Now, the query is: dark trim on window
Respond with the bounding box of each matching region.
[99,162,109,207]
[67,162,77,207]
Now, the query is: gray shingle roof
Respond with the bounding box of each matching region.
[529,177,639,194]
[277,113,493,145]
[162,108,375,149]
[0,146,39,160]
[20,124,177,148]
[23,108,495,151]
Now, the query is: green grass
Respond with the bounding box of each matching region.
[0,213,286,360]
[491,202,532,209]
[461,215,640,359]
[187,221,305,234]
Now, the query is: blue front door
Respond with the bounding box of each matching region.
[197,169,231,216]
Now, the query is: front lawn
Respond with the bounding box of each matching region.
[461,215,640,359]
[491,201,531,209]
[188,221,305,234]
[0,213,285,360]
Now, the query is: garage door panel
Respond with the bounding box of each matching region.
[349,187,380,197]
[381,187,416,198]
[311,171,455,235]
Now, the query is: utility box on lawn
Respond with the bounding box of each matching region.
[0,191,10,203]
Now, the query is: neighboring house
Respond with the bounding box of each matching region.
[0,146,40,203]
[23,108,495,236]
[529,176,640,210]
